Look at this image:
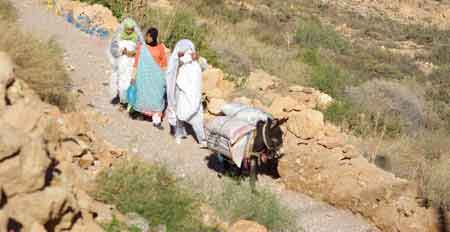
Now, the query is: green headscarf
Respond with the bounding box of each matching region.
[121,18,138,42]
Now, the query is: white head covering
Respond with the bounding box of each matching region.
[106,17,144,67]
[166,39,196,126]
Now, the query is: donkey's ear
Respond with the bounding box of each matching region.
[256,120,266,128]
[278,117,289,126]
[271,117,288,128]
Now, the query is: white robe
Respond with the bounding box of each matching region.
[110,40,136,103]
[174,54,205,142]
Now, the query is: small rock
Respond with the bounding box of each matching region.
[233,96,252,106]
[246,69,279,91]
[302,87,314,94]
[315,92,334,109]
[228,220,268,232]
[79,152,94,169]
[317,136,344,149]
[289,85,304,92]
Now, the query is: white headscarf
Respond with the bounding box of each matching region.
[106,17,144,67]
[166,39,196,126]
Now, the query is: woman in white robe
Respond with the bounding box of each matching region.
[166,39,206,147]
[107,18,139,108]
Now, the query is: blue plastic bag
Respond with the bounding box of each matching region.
[127,84,137,107]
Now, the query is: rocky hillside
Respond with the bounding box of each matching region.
[0,51,124,231]
[15,0,450,231]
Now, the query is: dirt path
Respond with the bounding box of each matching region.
[13,1,378,231]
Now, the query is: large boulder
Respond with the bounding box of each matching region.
[228,220,268,232]
[278,142,440,232]
[0,58,121,231]
[0,133,51,197]
[4,186,76,231]
[286,109,324,139]
[246,69,279,91]
[269,95,303,117]
[203,67,224,92]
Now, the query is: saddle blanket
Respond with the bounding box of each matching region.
[206,116,255,168]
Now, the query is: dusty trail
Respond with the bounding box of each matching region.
[12,1,378,231]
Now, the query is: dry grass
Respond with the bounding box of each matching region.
[366,130,450,208]
[0,0,16,22]
[0,21,74,111]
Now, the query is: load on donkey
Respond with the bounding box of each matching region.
[205,102,288,189]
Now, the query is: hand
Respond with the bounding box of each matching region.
[192,52,199,61]
[126,50,135,57]
[122,48,128,55]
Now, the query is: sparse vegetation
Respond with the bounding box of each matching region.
[96,160,298,231]
[295,19,349,54]
[209,179,299,232]
[95,160,214,232]
[0,0,74,111]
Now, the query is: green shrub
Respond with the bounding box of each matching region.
[301,49,348,98]
[95,161,213,232]
[323,101,355,125]
[295,19,349,54]
[209,180,298,231]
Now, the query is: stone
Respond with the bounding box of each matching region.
[302,87,314,94]
[233,96,252,106]
[315,92,334,109]
[71,218,104,232]
[203,68,224,92]
[1,97,45,133]
[278,142,440,232]
[269,95,303,117]
[228,220,268,232]
[79,152,95,169]
[246,69,279,91]
[60,139,85,158]
[90,200,115,224]
[0,137,51,197]
[30,222,47,232]
[207,98,227,115]
[217,79,235,96]
[317,136,345,149]
[95,150,114,168]
[0,124,25,161]
[4,186,76,230]
[288,85,304,92]
[205,87,225,98]
[287,109,325,139]
[5,78,39,106]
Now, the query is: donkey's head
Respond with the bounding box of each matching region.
[253,117,288,157]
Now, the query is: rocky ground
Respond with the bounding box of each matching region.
[6,0,444,231]
[10,0,381,231]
